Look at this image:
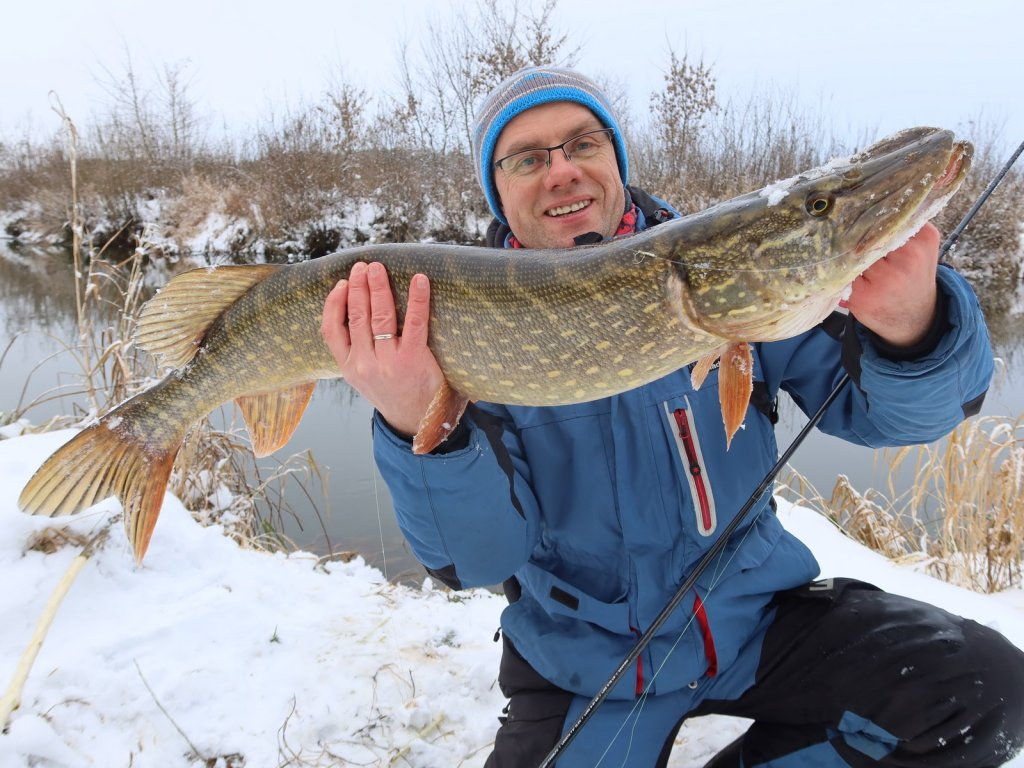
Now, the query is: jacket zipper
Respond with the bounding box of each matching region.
[666,400,717,536]
[630,625,645,695]
[693,593,719,677]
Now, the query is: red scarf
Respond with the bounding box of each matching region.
[507,204,638,249]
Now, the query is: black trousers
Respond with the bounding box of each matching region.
[484,579,1024,767]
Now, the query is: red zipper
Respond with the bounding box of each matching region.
[672,408,715,535]
[693,593,719,677]
[630,626,645,695]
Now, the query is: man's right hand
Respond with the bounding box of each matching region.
[321,261,445,439]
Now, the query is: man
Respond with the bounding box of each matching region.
[322,67,1024,767]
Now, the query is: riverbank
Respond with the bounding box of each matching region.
[3,428,1024,767]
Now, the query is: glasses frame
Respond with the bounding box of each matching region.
[493,128,615,177]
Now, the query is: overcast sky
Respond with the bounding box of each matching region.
[2,0,1022,157]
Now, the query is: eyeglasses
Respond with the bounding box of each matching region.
[493,128,615,179]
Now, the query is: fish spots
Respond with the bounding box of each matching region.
[726,305,757,317]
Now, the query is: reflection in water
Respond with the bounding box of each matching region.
[1,241,1021,585]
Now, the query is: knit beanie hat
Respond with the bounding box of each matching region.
[472,66,629,223]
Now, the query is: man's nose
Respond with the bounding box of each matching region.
[544,148,582,185]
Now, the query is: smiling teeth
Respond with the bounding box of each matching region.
[547,200,590,217]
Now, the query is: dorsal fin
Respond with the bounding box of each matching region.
[136,264,283,369]
[236,382,317,457]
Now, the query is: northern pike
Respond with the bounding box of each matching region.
[19,127,972,562]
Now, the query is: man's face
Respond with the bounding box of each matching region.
[492,102,625,249]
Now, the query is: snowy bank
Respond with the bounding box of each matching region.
[1,430,1023,767]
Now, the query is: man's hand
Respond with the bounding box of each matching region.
[321,261,444,438]
[846,221,941,349]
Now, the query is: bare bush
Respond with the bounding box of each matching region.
[934,127,1024,324]
[379,0,578,241]
[245,78,368,250]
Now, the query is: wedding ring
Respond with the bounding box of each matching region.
[373,333,395,341]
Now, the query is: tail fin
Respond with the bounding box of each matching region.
[18,412,181,563]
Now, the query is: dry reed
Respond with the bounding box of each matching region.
[6,105,324,558]
[782,413,1024,593]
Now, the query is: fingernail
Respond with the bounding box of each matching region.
[369,262,384,277]
[415,274,428,288]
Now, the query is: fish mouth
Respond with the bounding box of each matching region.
[935,142,969,190]
[845,128,972,259]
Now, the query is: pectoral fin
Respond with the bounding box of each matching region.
[236,382,316,457]
[718,342,753,449]
[412,379,470,455]
[690,349,724,391]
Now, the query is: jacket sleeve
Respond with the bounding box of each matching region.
[372,405,539,589]
[762,264,993,447]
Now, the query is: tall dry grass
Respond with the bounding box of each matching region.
[3,104,325,557]
[781,413,1024,593]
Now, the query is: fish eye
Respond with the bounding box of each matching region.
[806,194,834,216]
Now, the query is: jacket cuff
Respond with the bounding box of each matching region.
[374,411,472,454]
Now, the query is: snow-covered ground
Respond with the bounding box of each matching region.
[1,428,1023,767]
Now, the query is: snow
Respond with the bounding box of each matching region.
[759,151,856,207]
[1,430,1023,767]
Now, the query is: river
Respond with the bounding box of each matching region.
[2,240,1022,584]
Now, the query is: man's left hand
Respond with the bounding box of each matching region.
[846,221,941,349]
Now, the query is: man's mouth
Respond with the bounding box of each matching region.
[546,199,591,217]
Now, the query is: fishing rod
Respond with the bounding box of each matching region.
[538,134,1024,768]
[941,137,1024,259]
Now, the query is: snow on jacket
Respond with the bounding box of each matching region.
[372,188,994,700]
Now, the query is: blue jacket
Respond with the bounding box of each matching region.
[372,191,993,701]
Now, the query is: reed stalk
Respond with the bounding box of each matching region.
[782,413,1024,593]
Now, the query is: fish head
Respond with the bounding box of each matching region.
[670,127,973,341]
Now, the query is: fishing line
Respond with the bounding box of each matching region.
[592,514,769,767]
[627,241,921,276]
[370,440,389,581]
[539,378,847,768]
[539,134,1024,767]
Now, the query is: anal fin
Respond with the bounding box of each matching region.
[236,382,316,457]
[412,379,470,455]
